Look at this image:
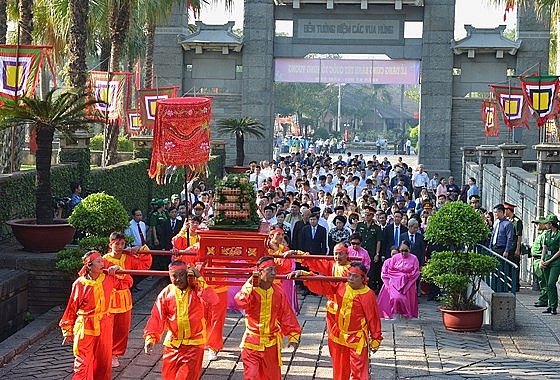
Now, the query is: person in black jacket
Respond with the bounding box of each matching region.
[301,213,327,255]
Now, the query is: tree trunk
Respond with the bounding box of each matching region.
[109,0,131,72]
[105,0,131,165]
[103,122,120,166]
[0,0,7,44]
[18,0,33,45]
[67,0,88,89]
[144,18,155,89]
[236,133,244,166]
[99,39,111,72]
[35,125,54,224]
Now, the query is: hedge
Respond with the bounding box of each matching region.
[0,154,221,236]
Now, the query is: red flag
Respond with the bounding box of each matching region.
[482,99,499,137]
[138,86,178,128]
[503,0,514,21]
[489,85,529,129]
[519,75,560,127]
[88,71,133,124]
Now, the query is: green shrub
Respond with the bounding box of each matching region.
[89,133,104,150]
[68,192,129,237]
[117,136,133,152]
[89,134,133,152]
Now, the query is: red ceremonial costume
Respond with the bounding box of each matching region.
[234,277,302,380]
[307,278,382,380]
[59,261,121,380]
[172,231,228,353]
[268,243,299,313]
[103,249,152,357]
[300,254,350,331]
[144,277,219,380]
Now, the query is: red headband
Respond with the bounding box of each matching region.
[109,237,125,246]
[348,266,369,285]
[334,244,348,253]
[257,259,276,271]
[78,251,101,276]
[170,263,189,271]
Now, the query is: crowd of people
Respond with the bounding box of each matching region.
[58,149,560,380]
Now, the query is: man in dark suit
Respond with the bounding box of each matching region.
[161,207,183,250]
[400,218,426,296]
[383,210,408,257]
[301,213,327,255]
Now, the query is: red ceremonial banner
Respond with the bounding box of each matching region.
[519,75,560,127]
[126,109,142,135]
[482,99,499,137]
[138,86,178,128]
[0,45,56,105]
[489,85,529,129]
[88,71,132,124]
[148,97,212,184]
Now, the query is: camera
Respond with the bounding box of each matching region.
[53,196,72,211]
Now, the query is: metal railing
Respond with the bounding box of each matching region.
[475,244,518,294]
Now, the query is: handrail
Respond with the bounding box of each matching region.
[475,244,518,294]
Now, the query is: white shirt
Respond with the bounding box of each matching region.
[412,171,430,188]
[125,219,147,247]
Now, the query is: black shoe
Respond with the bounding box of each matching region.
[534,302,548,307]
[542,307,552,314]
[553,308,558,315]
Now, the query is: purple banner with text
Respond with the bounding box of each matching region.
[274,58,420,85]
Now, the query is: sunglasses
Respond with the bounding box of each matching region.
[401,249,410,252]
[193,207,204,211]
[350,241,361,245]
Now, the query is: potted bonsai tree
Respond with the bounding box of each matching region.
[422,201,499,332]
[216,117,264,172]
[0,89,100,252]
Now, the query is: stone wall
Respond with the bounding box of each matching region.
[0,269,28,342]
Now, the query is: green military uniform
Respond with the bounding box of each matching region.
[355,221,382,290]
[532,228,548,305]
[147,200,168,249]
[542,215,560,311]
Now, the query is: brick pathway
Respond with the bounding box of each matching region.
[1,277,559,379]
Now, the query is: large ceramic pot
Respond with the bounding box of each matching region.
[439,306,487,332]
[6,218,75,253]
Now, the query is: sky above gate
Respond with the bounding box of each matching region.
[197,0,517,39]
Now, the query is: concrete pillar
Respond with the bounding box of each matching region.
[130,136,153,160]
[461,146,477,184]
[533,143,560,217]
[475,145,498,200]
[242,0,275,164]
[418,0,455,175]
[498,143,527,203]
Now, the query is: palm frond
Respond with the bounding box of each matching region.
[216,117,265,139]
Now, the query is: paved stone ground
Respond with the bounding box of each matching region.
[0,276,559,379]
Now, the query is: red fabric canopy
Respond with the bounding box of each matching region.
[148,97,212,183]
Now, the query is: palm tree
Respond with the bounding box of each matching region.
[0,89,100,224]
[216,117,265,166]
